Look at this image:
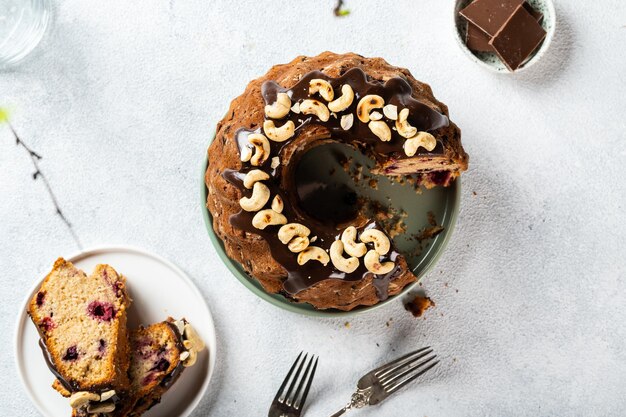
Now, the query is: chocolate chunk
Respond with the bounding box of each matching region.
[489,5,547,71]
[466,23,493,52]
[460,0,525,37]
[464,1,543,53]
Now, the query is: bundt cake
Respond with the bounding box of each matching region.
[28,258,131,415]
[205,52,468,311]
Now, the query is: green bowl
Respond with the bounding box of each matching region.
[200,140,461,317]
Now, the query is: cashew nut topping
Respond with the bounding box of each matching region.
[252,209,287,229]
[404,131,437,156]
[356,94,384,123]
[99,390,116,402]
[297,246,330,266]
[263,119,295,142]
[330,240,360,273]
[271,195,284,213]
[368,120,392,142]
[340,113,354,131]
[240,146,253,162]
[309,79,334,101]
[239,182,270,212]
[341,226,367,257]
[369,111,383,121]
[395,108,417,138]
[288,236,310,253]
[360,229,391,255]
[70,392,101,409]
[183,348,198,367]
[183,340,193,350]
[87,402,116,414]
[243,169,270,189]
[248,134,270,166]
[383,104,398,120]
[291,102,301,114]
[184,322,206,351]
[264,92,291,119]
[180,351,190,361]
[300,99,330,122]
[271,156,280,169]
[278,223,310,244]
[328,84,355,112]
[173,319,185,335]
[364,250,395,275]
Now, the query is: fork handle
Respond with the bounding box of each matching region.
[329,407,349,417]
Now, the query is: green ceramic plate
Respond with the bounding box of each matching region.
[201,139,461,317]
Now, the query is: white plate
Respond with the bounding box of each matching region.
[14,246,217,417]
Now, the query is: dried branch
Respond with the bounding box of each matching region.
[4,120,83,249]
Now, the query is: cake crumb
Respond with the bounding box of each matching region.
[404,295,435,318]
[368,179,378,190]
[344,321,351,328]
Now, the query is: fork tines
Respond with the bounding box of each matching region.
[274,352,319,411]
[375,347,439,394]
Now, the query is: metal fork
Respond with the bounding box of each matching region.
[329,347,438,416]
[268,352,319,417]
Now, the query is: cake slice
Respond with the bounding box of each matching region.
[73,318,205,417]
[28,258,131,415]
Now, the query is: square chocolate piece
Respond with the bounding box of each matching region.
[460,0,525,37]
[489,4,547,71]
[463,2,543,53]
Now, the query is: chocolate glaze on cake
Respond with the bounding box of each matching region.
[206,52,468,311]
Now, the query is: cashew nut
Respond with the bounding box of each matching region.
[369,120,391,142]
[264,92,291,119]
[271,195,284,213]
[70,392,101,409]
[179,351,190,361]
[291,102,301,114]
[395,108,417,138]
[297,246,330,266]
[278,223,310,244]
[309,79,334,101]
[340,113,354,130]
[99,390,116,402]
[240,146,252,162]
[288,236,310,253]
[364,250,395,275]
[184,322,206,351]
[383,104,398,120]
[239,182,270,212]
[330,240,360,273]
[248,134,270,166]
[404,131,437,156]
[360,229,391,255]
[87,402,116,414]
[243,169,270,189]
[356,94,384,123]
[369,111,383,121]
[300,99,330,122]
[263,119,295,142]
[252,209,287,229]
[183,348,198,367]
[328,84,354,112]
[341,226,367,257]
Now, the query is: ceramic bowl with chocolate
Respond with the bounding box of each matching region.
[204,52,468,311]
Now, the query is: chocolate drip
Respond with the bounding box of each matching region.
[226,68,448,297]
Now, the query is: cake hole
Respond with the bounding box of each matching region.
[295,143,359,226]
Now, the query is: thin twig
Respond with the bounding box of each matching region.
[6,122,83,249]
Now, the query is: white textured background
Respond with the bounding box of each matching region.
[1,0,625,416]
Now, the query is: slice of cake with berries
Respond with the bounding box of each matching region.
[122,318,205,416]
[28,258,131,415]
[73,318,205,417]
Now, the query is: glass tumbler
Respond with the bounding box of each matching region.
[0,0,50,68]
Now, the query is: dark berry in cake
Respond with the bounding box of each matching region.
[36,291,46,306]
[87,301,116,322]
[63,346,79,361]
